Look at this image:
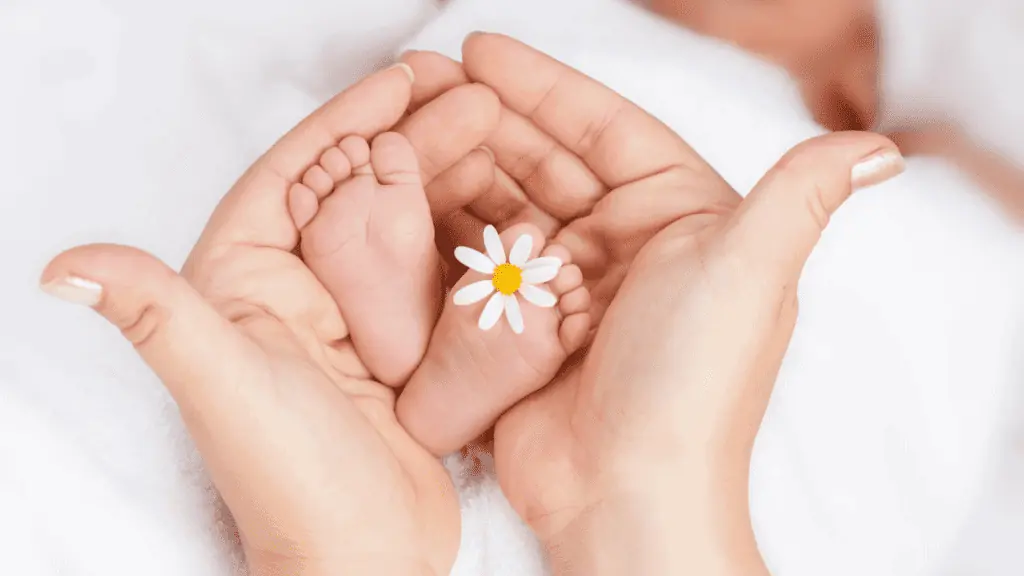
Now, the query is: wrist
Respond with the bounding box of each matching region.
[542,451,768,576]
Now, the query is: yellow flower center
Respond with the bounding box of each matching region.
[491,263,523,296]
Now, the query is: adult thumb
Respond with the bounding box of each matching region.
[40,244,249,411]
[728,131,905,282]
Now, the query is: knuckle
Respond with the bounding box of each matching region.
[804,184,832,231]
[119,302,171,348]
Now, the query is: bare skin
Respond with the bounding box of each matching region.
[290,132,441,386]
[289,130,592,454]
[403,35,905,575]
[41,64,503,576]
[647,0,880,132]
[397,223,590,456]
[42,33,904,576]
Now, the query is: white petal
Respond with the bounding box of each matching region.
[455,246,495,274]
[524,256,562,270]
[483,225,506,265]
[518,284,558,308]
[453,281,495,306]
[522,265,560,285]
[504,295,525,334]
[508,234,534,266]
[478,292,505,331]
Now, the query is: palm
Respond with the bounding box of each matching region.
[155,63,501,570]
[184,203,459,569]
[430,34,741,542]
[493,192,727,540]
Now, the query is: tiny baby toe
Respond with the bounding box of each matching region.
[302,165,334,197]
[370,132,422,186]
[558,286,591,316]
[339,136,372,175]
[559,312,591,353]
[549,264,583,296]
[288,183,320,229]
[540,244,572,265]
[319,146,352,183]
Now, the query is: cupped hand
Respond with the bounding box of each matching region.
[41,65,500,576]
[405,34,904,573]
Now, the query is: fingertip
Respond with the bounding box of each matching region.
[39,244,185,339]
[732,131,905,282]
[460,30,490,56]
[851,149,905,190]
[40,271,103,308]
[403,50,470,111]
[385,62,416,84]
[41,244,164,289]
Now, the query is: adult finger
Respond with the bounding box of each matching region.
[467,167,564,239]
[461,33,735,206]
[401,50,469,112]
[193,64,416,254]
[476,106,605,221]
[405,46,605,226]
[396,82,501,189]
[726,131,904,283]
[425,147,496,216]
[40,244,257,417]
[556,165,738,272]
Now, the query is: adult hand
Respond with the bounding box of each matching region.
[404,35,905,574]
[40,64,500,576]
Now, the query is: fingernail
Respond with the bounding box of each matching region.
[387,62,415,83]
[851,149,905,190]
[466,31,485,41]
[40,276,103,307]
[475,145,496,163]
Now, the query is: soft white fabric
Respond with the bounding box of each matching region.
[408,0,1024,575]
[2,0,1023,575]
[877,0,1024,165]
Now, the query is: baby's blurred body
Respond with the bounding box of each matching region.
[643,0,1023,221]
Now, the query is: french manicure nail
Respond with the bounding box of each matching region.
[852,149,905,190]
[40,276,103,307]
[387,62,415,83]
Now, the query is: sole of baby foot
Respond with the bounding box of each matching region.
[396,223,591,456]
[288,132,440,386]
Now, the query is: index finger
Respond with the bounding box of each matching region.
[461,33,716,189]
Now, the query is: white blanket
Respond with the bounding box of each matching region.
[2,0,1022,574]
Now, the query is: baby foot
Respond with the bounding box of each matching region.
[288,132,440,386]
[396,224,591,455]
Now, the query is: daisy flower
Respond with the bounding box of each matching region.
[452,225,563,334]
